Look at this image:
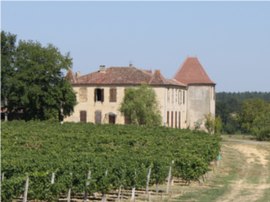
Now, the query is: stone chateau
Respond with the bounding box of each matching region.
[65,57,215,129]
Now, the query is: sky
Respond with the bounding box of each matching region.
[2,1,270,92]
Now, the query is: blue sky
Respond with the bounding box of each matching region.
[2,1,270,92]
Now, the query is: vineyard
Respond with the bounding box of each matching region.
[1,121,221,201]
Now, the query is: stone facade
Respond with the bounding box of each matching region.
[65,85,187,128]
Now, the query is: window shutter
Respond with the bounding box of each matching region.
[110,88,117,102]
[171,111,174,128]
[175,111,177,128]
[94,89,97,102]
[101,89,104,102]
[167,111,169,126]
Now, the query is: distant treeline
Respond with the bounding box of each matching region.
[217,92,270,103]
[216,92,270,138]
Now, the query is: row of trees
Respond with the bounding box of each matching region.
[1,31,76,121]
[216,92,270,140]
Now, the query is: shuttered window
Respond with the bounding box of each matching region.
[94,88,104,102]
[95,110,102,124]
[175,111,178,128]
[110,88,117,102]
[79,87,87,102]
[183,91,185,104]
[171,111,174,128]
[179,112,181,129]
[167,111,170,126]
[80,111,87,123]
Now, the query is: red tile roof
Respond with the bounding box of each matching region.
[174,57,215,85]
[68,67,186,87]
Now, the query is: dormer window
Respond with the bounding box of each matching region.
[94,88,104,102]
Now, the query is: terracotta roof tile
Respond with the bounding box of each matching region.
[174,57,215,85]
[70,66,186,87]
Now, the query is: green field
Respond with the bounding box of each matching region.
[1,121,220,201]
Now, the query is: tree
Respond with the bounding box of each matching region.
[1,31,76,121]
[215,116,223,134]
[120,85,161,126]
[1,31,17,121]
[216,92,270,134]
[204,114,222,134]
[239,99,270,140]
[204,114,215,134]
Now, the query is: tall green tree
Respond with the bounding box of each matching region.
[1,31,76,121]
[120,85,161,126]
[1,31,17,120]
[239,99,270,140]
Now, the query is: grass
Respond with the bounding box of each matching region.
[172,136,270,202]
[175,142,243,202]
[257,146,270,202]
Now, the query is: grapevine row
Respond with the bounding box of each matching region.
[1,121,221,201]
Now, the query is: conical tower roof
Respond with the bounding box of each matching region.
[174,57,215,85]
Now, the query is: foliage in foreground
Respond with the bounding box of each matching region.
[1,122,220,201]
[1,31,76,121]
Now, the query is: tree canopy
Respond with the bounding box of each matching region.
[120,85,162,126]
[1,31,76,121]
[216,92,270,134]
[239,99,270,140]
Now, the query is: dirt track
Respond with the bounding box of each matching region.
[164,137,270,202]
[215,139,270,202]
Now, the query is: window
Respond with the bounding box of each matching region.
[180,90,183,105]
[125,116,131,124]
[95,110,102,124]
[167,89,170,103]
[183,91,185,104]
[175,111,178,128]
[94,88,104,102]
[179,112,181,129]
[80,111,87,123]
[175,90,177,104]
[110,88,117,102]
[171,111,174,128]
[79,87,87,102]
[108,113,116,124]
[172,89,174,104]
[167,111,170,126]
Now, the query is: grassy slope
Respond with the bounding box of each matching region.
[174,136,270,202]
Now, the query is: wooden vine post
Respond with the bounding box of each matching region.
[23,175,29,202]
[117,185,122,201]
[146,167,151,194]
[101,170,108,202]
[166,160,174,194]
[131,170,136,202]
[51,172,55,184]
[67,172,73,202]
[84,170,91,202]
